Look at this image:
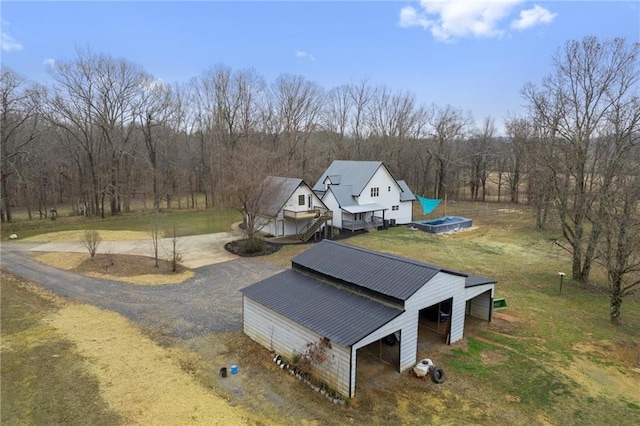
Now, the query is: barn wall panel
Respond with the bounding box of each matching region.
[243,297,351,397]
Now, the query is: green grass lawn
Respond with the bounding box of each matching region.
[1,208,242,240]
[343,212,640,424]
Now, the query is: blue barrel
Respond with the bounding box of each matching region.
[231,364,238,374]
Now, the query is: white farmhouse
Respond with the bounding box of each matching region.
[312,160,415,231]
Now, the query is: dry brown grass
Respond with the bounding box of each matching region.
[49,303,254,424]
[34,252,194,286]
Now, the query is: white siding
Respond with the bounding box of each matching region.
[244,272,495,399]
[255,214,277,237]
[346,271,467,397]
[361,167,399,223]
[322,191,342,229]
[359,166,414,225]
[405,271,468,349]
[283,186,319,213]
[465,286,494,321]
[243,297,352,398]
[396,200,414,224]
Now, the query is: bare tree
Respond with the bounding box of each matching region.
[168,224,182,272]
[81,229,102,259]
[270,74,324,178]
[467,116,496,201]
[522,37,640,283]
[1,68,40,222]
[599,173,640,324]
[347,79,373,159]
[227,144,280,253]
[138,78,177,210]
[504,115,532,205]
[150,213,160,267]
[322,84,352,160]
[427,104,474,199]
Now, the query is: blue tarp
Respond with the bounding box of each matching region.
[416,195,441,214]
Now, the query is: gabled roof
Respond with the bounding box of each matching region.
[241,269,403,347]
[257,176,304,217]
[397,180,416,202]
[313,161,384,196]
[327,185,357,207]
[292,240,467,301]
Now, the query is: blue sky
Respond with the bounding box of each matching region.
[2,1,639,134]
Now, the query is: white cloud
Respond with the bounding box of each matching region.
[43,58,56,67]
[296,50,316,61]
[1,20,23,52]
[511,5,557,30]
[399,6,431,29]
[398,0,556,42]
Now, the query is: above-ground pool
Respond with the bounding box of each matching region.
[411,216,472,233]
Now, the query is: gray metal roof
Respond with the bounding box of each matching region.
[241,269,403,347]
[257,176,304,217]
[397,180,417,202]
[312,161,383,195]
[342,203,387,214]
[465,274,497,288]
[292,240,467,300]
[328,185,357,207]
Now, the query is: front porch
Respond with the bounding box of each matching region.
[342,215,384,232]
[340,204,387,232]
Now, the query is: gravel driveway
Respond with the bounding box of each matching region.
[1,246,283,339]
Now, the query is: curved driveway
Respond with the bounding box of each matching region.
[1,238,284,340]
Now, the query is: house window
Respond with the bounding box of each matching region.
[392,205,399,211]
[370,187,379,197]
[354,213,363,221]
[298,194,305,206]
[388,186,391,192]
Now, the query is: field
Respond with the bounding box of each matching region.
[1,204,639,425]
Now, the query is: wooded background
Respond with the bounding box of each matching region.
[2,36,639,322]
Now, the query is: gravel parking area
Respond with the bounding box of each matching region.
[1,248,283,339]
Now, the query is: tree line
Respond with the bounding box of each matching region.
[2,37,639,322]
[2,49,532,222]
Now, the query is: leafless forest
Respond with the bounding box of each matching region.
[2,37,639,320]
[3,48,538,222]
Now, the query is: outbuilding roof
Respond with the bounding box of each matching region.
[241,269,403,347]
[292,240,467,301]
[257,176,305,217]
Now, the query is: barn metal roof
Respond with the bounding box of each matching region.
[241,269,403,347]
[465,274,497,287]
[292,240,467,301]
